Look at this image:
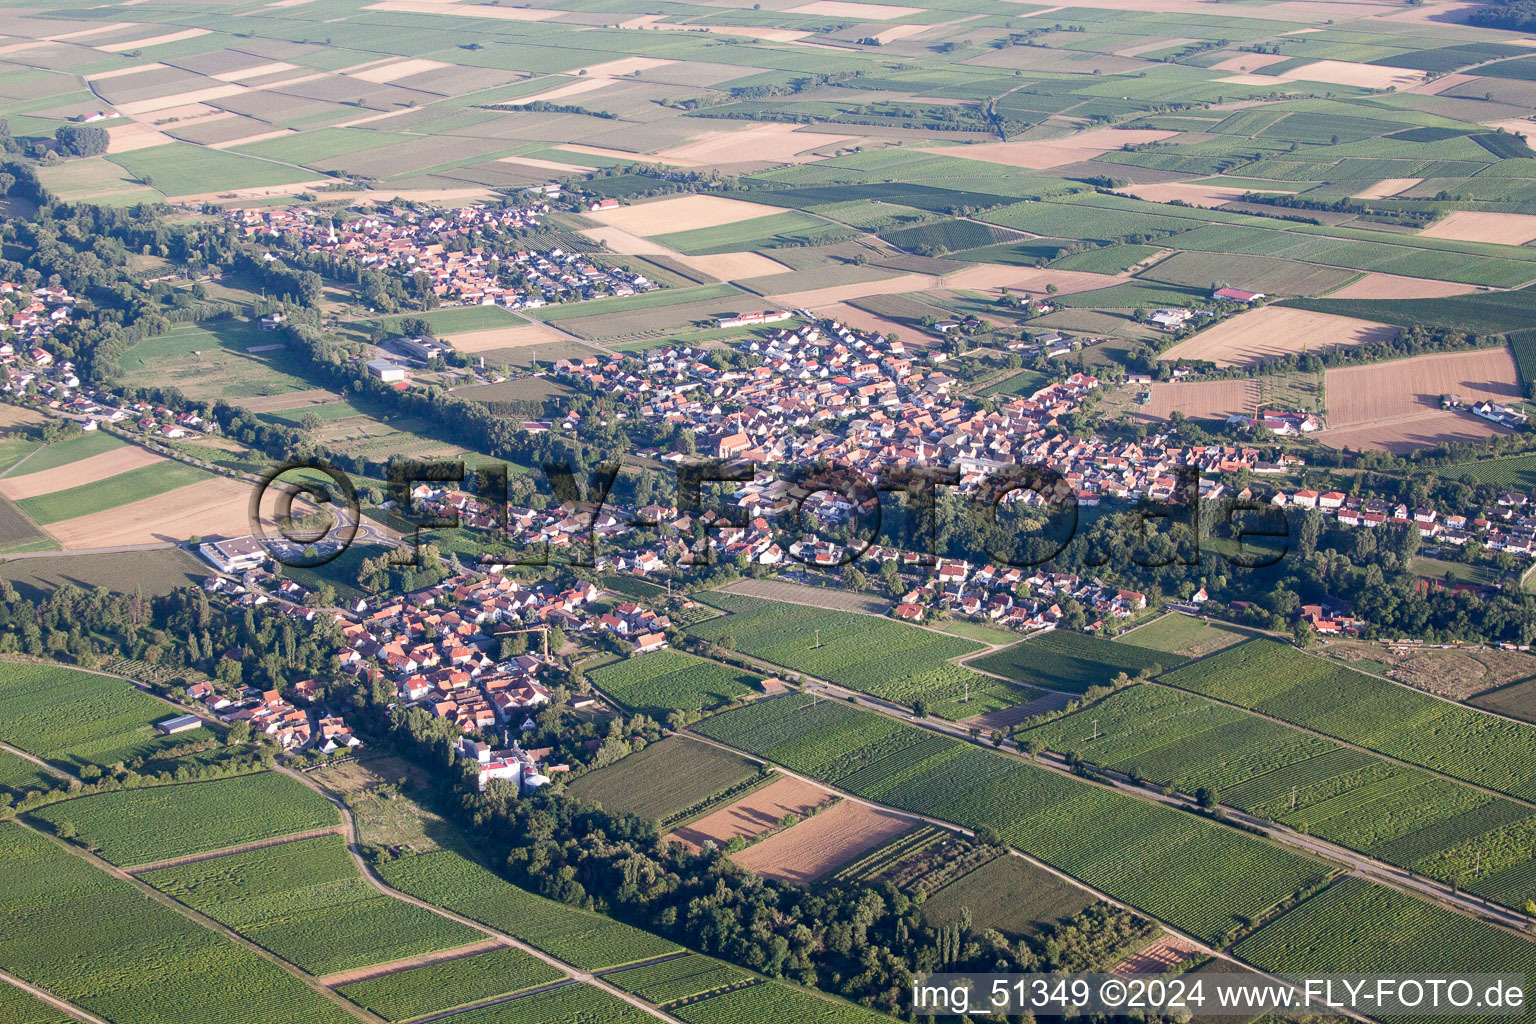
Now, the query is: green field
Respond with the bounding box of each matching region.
[0,823,356,1024]
[671,981,895,1024]
[336,946,565,1022]
[972,630,1180,693]
[118,319,314,401]
[921,854,1096,941]
[28,772,340,867]
[687,594,1034,719]
[586,649,759,716]
[1,431,122,476]
[140,833,485,976]
[108,143,320,200]
[0,748,56,799]
[370,304,524,335]
[0,662,210,770]
[1118,615,1251,659]
[16,461,210,525]
[564,736,762,825]
[605,953,753,1006]
[0,979,74,1024]
[1160,639,1536,801]
[1235,878,1536,1004]
[697,695,1332,943]
[377,849,682,970]
[439,984,657,1024]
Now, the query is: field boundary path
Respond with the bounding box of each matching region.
[0,969,108,1024]
[0,739,78,783]
[123,825,349,874]
[316,938,506,987]
[276,765,687,1024]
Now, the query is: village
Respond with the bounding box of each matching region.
[225,200,658,309]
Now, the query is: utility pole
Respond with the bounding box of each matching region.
[1291,785,1297,811]
[1092,718,1099,741]
[815,628,820,649]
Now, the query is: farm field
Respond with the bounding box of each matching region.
[27,771,340,867]
[1120,615,1251,659]
[16,460,211,525]
[436,983,656,1024]
[565,736,763,825]
[0,981,74,1024]
[687,593,1033,718]
[731,799,911,884]
[1318,639,1536,701]
[335,946,565,1023]
[311,755,463,853]
[586,649,759,716]
[696,694,1333,942]
[1157,307,1397,368]
[971,630,1180,694]
[1319,347,1522,453]
[377,848,682,971]
[117,319,314,402]
[666,774,831,851]
[1159,639,1536,802]
[1115,379,1259,424]
[605,953,752,1007]
[0,661,208,770]
[0,823,357,1024]
[1019,683,1536,892]
[0,547,210,598]
[671,981,895,1024]
[920,854,1096,941]
[0,748,56,799]
[1474,678,1536,725]
[139,833,486,976]
[1235,878,1536,993]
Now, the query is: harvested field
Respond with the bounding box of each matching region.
[0,445,165,500]
[361,0,561,17]
[96,27,209,51]
[789,0,926,16]
[1277,60,1425,89]
[497,155,596,173]
[578,225,680,255]
[1325,274,1481,299]
[666,775,830,851]
[504,77,615,105]
[1111,935,1202,975]
[1125,379,1259,422]
[1321,347,1520,452]
[821,301,913,341]
[348,58,450,84]
[1211,53,1291,73]
[576,57,676,77]
[1158,307,1397,368]
[1419,211,1536,246]
[0,405,45,428]
[45,476,255,548]
[590,194,785,236]
[1321,638,1536,701]
[1352,177,1422,200]
[675,251,793,281]
[443,323,568,354]
[938,129,1177,170]
[767,272,936,309]
[719,577,893,615]
[732,800,912,884]
[1118,182,1278,207]
[941,263,1120,295]
[106,121,174,154]
[654,123,856,166]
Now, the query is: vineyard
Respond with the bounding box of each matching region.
[972,631,1180,694]
[336,946,564,1023]
[140,834,483,976]
[0,662,209,770]
[605,953,754,1006]
[0,747,53,798]
[440,983,655,1024]
[565,736,763,825]
[1021,684,1536,904]
[0,979,73,1024]
[0,823,356,1024]
[1235,879,1536,1008]
[670,980,895,1024]
[922,855,1096,941]
[1160,640,1536,801]
[587,650,758,716]
[695,696,1333,942]
[687,595,1032,719]
[28,771,340,867]
[376,849,681,970]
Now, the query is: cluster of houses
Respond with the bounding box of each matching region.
[894,567,1147,631]
[1271,488,1536,555]
[182,680,352,751]
[1443,394,1530,431]
[226,202,656,309]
